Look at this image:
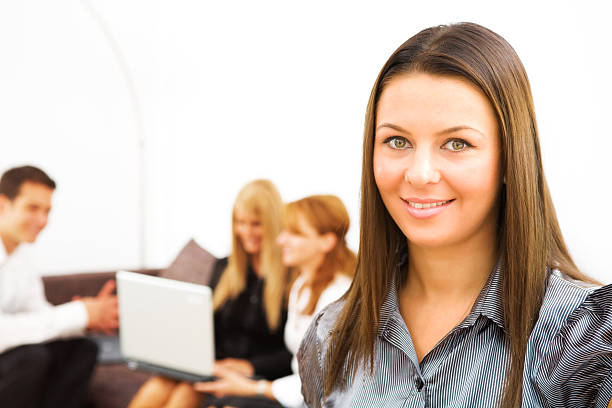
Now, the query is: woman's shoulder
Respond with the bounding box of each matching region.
[332,273,353,288]
[297,299,345,359]
[297,299,345,407]
[209,257,229,289]
[319,274,352,303]
[291,273,307,292]
[306,298,345,344]
[525,270,612,407]
[535,269,609,332]
[215,256,229,268]
[532,269,612,346]
[307,275,352,321]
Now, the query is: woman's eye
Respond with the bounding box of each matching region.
[443,139,470,151]
[385,136,410,149]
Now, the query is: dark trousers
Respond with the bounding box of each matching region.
[0,338,98,408]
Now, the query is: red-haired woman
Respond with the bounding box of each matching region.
[195,195,355,407]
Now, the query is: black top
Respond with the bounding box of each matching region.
[209,257,292,380]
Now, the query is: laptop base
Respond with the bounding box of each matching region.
[126,360,216,383]
[88,334,124,364]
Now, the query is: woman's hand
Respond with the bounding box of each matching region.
[193,365,269,398]
[214,358,255,377]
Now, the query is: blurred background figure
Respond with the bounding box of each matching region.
[0,165,119,408]
[194,194,355,408]
[129,179,292,408]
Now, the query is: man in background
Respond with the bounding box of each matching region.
[0,165,119,408]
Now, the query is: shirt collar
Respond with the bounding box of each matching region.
[459,261,505,331]
[378,259,506,336]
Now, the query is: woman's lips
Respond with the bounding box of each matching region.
[402,198,455,219]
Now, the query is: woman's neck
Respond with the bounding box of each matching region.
[297,254,326,284]
[249,252,261,277]
[400,234,498,363]
[405,235,498,302]
[299,265,319,284]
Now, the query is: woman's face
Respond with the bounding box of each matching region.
[277,214,331,269]
[373,72,502,249]
[234,209,265,255]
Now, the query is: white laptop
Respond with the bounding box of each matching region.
[116,270,215,382]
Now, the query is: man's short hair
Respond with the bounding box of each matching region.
[0,166,56,200]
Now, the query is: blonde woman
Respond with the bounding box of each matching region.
[298,23,612,408]
[195,195,355,408]
[129,179,291,408]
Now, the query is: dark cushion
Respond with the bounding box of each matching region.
[158,239,217,286]
[43,269,161,306]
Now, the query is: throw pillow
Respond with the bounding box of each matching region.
[159,239,217,286]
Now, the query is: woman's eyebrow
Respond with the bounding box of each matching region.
[375,123,484,137]
[436,125,484,136]
[375,122,410,134]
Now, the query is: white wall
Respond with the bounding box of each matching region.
[1,0,610,282]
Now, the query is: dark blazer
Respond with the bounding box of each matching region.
[209,257,291,380]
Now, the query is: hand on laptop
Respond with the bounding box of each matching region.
[80,280,119,334]
[193,365,271,398]
[214,358,254,377]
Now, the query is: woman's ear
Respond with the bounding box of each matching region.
[321,232,338,254]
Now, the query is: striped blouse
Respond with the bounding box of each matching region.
[297,263,612,407]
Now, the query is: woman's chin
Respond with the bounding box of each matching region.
[243,246,262,255]
[404,232,457,250]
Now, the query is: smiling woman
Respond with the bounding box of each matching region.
[128,179,292,408]
[297,22,612,408]
[193,195,355,408]
[374,73,502,250]
[374,72,504,363]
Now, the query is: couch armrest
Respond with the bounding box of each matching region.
[43,269,161,306]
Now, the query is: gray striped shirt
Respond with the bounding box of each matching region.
[297,264,612,407]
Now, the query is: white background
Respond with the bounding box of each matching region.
[1,0,610,282]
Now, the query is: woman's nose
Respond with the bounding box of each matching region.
[403,149,441,186]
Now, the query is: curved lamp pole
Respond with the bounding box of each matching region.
[81,0,147,268]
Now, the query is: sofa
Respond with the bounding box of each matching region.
[42,239,217,408]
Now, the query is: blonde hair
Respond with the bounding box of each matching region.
[212,179,287,330]
[324,23,594,407]
[284,195,356,315]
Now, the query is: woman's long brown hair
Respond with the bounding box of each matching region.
[324,22,593,407]
[283,195,356,315]
[212,179,287,330]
